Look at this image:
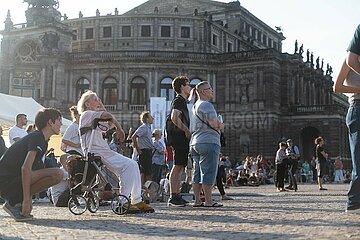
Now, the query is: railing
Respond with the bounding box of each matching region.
[290,105,347,114]
[129,105,146,111]
[104,105,116,112]
[68,49,279,62]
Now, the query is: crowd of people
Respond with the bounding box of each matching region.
[1,52,360,220]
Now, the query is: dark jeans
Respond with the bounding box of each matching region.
[287,159,298,189]
[152,164,163,184]
[216,166,225,196]
[276,163,286,188]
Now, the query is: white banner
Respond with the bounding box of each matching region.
[150,97,167,143]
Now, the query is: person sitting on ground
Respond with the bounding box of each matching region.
[0,108,64,221]
[77,90,154,213]
[236,168,248,186]
[247,172,260,187]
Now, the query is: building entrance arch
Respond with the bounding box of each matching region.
[301,126,321,162]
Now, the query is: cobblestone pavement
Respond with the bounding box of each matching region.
[0,183,359,240]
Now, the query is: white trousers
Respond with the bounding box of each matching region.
[103,153,142,204]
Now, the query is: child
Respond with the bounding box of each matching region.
[275,142,288,192]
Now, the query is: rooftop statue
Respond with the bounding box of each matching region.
[24,0,59,9]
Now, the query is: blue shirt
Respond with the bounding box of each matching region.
[134,123,154,150]
[152,140,165,165]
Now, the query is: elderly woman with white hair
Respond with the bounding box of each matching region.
[76,90,154,213]
[151,128,165,184]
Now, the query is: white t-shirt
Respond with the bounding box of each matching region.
[8,125,27,145]
[62,121,83,155]
[79,110,116,160]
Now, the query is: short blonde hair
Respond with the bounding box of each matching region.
[77,90,97,114]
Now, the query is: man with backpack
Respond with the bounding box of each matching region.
[165,76,192,206]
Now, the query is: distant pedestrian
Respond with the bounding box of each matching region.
[8,113,28,145]
[285,139,300,191]
[132,111,155,185]
[334,157,345,183]
[275,142,288,192]
[315,137,328,191]
[151,129,165,184]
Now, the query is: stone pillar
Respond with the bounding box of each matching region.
[96,69,100,94]
[52,65,57,98]
[40,67,46,98]
[69,71,73,102]
[9,70,13,95]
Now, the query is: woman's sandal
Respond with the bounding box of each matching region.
[204,202,223,208]
[193,202,204,207]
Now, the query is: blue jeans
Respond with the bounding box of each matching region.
[346,101,360,210]
[190,143,220,185]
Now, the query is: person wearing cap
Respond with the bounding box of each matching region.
[151,129,165,184]
[285,139,300,191]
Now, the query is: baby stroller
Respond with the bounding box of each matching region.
[67,118,130,215]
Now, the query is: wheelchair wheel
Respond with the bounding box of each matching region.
[111,194,130,215]
[87,195,100,213]
[68,195,87,215]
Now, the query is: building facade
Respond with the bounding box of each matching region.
[0,0,350,164]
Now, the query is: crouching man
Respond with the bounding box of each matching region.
[0,108,64,221]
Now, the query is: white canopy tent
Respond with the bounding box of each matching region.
[0,93,72,133]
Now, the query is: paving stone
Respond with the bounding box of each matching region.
[0,184,359,239]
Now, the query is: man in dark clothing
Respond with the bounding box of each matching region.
[167,76,192,206]
[0,108,64,221]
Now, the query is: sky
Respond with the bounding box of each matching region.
[0,0,359,76]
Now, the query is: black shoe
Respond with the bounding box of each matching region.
[179,196,189,204]
[168,196,186,207]
[285,186,294,190]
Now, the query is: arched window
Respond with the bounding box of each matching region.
[130,77,146,105]
[160,77,174,101]
[76,78,90,100]
[190,78,201,88]
[102,77,118,105]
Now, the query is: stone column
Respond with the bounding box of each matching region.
[52,65,57,98]
[9,70,13,95]
[40,67,46,98]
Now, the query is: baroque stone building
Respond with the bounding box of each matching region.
[0,0,350,163]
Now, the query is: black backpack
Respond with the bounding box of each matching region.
[164,114,174,146]
[164,96,189,146]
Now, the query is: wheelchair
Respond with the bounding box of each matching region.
[67,118,130,215]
